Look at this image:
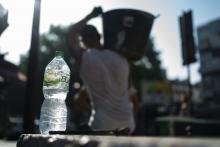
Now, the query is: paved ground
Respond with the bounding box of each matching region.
[0,140,16,147]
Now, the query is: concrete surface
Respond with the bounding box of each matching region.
[0,140,16,147]
[17,134,220,147]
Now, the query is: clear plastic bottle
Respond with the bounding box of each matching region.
[39,51,70,135]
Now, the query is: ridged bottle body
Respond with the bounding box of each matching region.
[39,52,70,135]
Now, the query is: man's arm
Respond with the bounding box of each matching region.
[66,7,102,63]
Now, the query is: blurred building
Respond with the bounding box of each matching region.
[0,54,26,136]
[197,18,220,103]
[141,81,172,106]
[141,80,201,106]
[170,80,201,105]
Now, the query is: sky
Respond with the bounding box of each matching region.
[0,0,220,84]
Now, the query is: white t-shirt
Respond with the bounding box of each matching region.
[80,49,135,132]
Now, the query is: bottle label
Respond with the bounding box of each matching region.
[43,69,70,87]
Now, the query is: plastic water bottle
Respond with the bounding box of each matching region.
[39,51,70,135]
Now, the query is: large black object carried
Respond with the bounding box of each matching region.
[102,9,155,61]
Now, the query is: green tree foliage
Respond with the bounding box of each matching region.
[130,38,166,90]
[145,38,164,80]
[19,54,28,74]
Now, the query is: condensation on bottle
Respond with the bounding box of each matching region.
[39,51,70,135]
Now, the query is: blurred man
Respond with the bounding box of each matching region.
[66,7,135,133]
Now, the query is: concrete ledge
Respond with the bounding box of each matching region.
[17,134,220,147]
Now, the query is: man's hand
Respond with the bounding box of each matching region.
[89,7,103,18]
[74,88,91,112]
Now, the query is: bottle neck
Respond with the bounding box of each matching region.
[55,51,64,58]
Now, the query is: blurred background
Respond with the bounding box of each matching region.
[1,0,220,141]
